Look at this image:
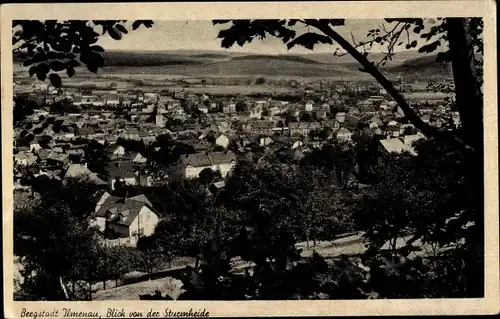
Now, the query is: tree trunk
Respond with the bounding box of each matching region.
[305,233,310,250]
[103,280,106,290]
[88,282,92,301]
[446,18,484,249]
[195,255,200,270]
[446,18,483,150]
[313,237,317,247]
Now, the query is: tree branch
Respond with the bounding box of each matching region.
[303,19,475,154]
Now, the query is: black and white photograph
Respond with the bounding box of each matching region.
[2,1,499,317]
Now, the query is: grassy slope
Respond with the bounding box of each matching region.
[14,49,452,80]
[99,50,451,79]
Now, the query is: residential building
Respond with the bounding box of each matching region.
[14,151,37,166]
[288,122,322,137]
[64,164,107,186]
[215,134,230,149]
[93,192,160,246]
[107,161,137,190]
[259,136,273,147]
[335,112,346,124]
[155,114,166,128]
[106,144,126,160]
[336,128,353,142]
[176,151,237,180]
[305,100,314,112]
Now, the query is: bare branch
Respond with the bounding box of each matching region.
[350,32,356,47]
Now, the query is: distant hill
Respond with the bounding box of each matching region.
[187,53,230,59]
[386,55,452,77]
[101,51,207,67]
[230,54,322,65]
[13,49,451,79]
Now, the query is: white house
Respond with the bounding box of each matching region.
[336,128,353,142]
[269,106,281,116]
[29,141,42,152]
[156,114,166,128]
[131,152,147,164]
[305,100,314,112]
[335,112,346,124]
[107,144,126,159]
[106,96,121,107]
[93,193,160,246]
[198,105,209,114]
[181,151,237,179]
[291,140,304,149]
[259,136,273,147]
[215,134,230,149]
[249,108,262,119]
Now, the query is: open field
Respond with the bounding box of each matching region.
[13,50,452,86]
[403,92,450,101]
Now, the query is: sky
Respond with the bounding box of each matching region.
[95,19,422,54]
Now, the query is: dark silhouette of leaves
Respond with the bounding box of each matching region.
[49,61,66,72]
[35,63,49,81]
[87,63,98,74]
[108,26,122,40]
[28,66,37,77]
[90,45,105,52]
[48,73,61,88]
[13,20,153,85]
[418,40,441,53]
[115,24,128,34]
[287,32,333,50]
[32,51,46,63]
[66,66,75,78]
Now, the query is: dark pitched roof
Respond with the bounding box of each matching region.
[184,153,212,167]
[128,194,153,207]
[208,151,236,165]
[37,149,51,160]
[107,160,136,179]
[95,195,154,226]
[183,151,236,167]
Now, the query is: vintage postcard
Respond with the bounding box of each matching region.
[1,1,499,317]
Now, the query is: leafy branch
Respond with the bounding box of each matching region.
[13,20,154,88]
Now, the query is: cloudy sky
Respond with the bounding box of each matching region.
[96,19,423,54]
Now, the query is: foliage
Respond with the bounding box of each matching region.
[13,20,154,88]
[255,77,266,85]
[14,177,103,300]
[198,168,222,184]
[84,139,110,179]
[235,101,248,113]
[299,111,312,122]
